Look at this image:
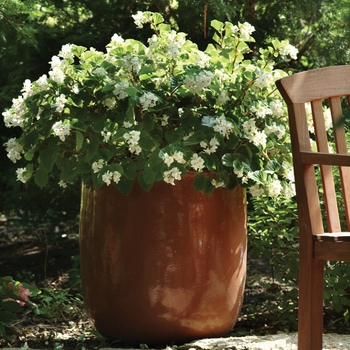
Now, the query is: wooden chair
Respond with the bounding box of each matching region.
[276,65,350,350]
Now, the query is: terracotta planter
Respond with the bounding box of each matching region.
[79,173,247,344]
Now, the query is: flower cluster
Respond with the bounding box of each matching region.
[2,11,297,197]
[7,282,31,306]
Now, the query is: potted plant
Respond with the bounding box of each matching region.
[2,11,297,344]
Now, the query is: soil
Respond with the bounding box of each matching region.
[0,221,304,349]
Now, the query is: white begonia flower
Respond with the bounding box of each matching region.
[113,81,129,100]
[216,91,230,106]
[234,167,244,178]
[123,121,133,128]
[211,179,225,188]
[122,54,141,73]
[190,154,205,172]
[147,34,158,49]
[173,151,186,164]
[52,94,67,113]
[265,123,286,139]
[49,55,62,69]
[269,100,285,117]
[36,74,50,91]
[72,84,80,94]
[243,118,256,133]
[161,115,169,126]
[132,11,148,28]
[183,75,196,91]
[165,31,186,58]
[213,116,233,138]
[2,95,26,128]
[284,167,295,182]
[58,180,67,188]
[16,168,30,183]
[201,137,219,154]
[113,171,122,184]
[268,179,283,197]
[58,44,74,60]
[93,67,108,76]
[163,167,182,185]
[101,129,112,143]
[283,184,296,198]
[21,79,34,99]
[139,92,158,111]
[250,184,265,197]
[111,33,124,44]
[254,69,274,89]
[5,138,24,163]
[239,22,255,40]
[17,167,31,182]
[278,40,299,60]
[123,130,142,155]
[52,120,71,141]
[102,97,116,110]
[49,67,65,84]
[92,159,106,173]
[162,153,174,167]
[102,171,113,186]
[183,71,214,94]
[324,108,332,131]
[197,51,211,68]
[251,130,267,147]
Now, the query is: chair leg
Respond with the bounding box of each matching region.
[298,257,324,350]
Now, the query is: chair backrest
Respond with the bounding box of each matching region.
[276,66,350,239]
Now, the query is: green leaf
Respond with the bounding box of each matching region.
[34,169,48,187]
[225,135,239,149]
[126,101,136,124]
[116,177,133,196]
[211,19,224,32]
[182,131,206,146]
[122,161,136,180]
[76,131,84,151]
[139,131,156,151]
[222,153,235,167]
[203,176,215,194]
[71,119,86,132]
[142,163,155,185]
[194,173,206,192]
[24,151,34,161]
[1,301,22,313]
[85,134,100,162]
[61,161,78,181]
[77,160,92,174]
[152,13,164,25]
[142,115,155,132]
[40,148,58,172]
[0,310,17,324]
[137,172,153,192]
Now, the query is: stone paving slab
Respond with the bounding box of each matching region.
[3,333,350,350]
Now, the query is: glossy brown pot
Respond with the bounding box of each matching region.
[79,173,247,344]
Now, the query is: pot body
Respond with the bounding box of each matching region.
[79,174,247,344]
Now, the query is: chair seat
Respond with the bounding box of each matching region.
[314,232,350,242]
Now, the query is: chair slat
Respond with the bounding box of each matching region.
[330,96,350,230]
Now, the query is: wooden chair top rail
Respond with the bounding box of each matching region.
[276,65,350,104]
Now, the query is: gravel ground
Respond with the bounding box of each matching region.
[3,333,350,350]
[183,333,350,350]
